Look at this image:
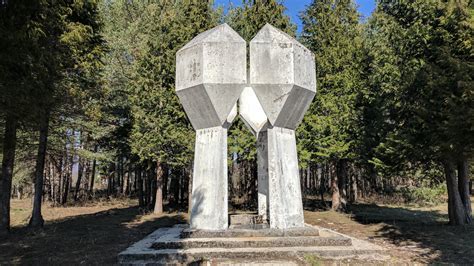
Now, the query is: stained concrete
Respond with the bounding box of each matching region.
[176,23,246,130]
[267,127,305,229]
[250,24,316,130]
[190,126,228,230]
[176,24,246,231]
[118,224,388,265]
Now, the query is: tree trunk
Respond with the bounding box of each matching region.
[349,165,358,203]
[73,159,83,201]
[444,160,468,225]
[458,158,472,224]
[154,161,163,214]
[89,145,98,194]
[29,110,50,228]
[337,159,348,209]
[0,114,18,235]
[318,163,325,205]
[137,166,144,207]
[331,161,341,211]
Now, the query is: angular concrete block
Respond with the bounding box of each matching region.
[267,127,305,229]
[176,24,246,130]
[250,24,316,130]
[239,86,269,136]
[190,126,228,230]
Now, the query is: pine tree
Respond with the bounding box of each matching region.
[128,1,220,213]
[300,0,364,210]
[368,0,473,225]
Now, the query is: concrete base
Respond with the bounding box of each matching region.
[118,224,387,265]
[190,126,228,230]
[267,127,304,229]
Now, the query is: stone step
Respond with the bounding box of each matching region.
[229,213,266,225]
[181,227,319,239]
[119,245,385,265]
[152,236,351,250]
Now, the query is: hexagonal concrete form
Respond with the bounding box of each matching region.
[176,24,246,130]
[250,24,316,130]
[239,87,269,136]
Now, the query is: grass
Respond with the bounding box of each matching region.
[304,197,474,264]
[1,197,473,265]
[1,199,187,265]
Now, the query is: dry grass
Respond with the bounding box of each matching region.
[304,197,474,264]
[1,197,473,265]
[1,199,187,265]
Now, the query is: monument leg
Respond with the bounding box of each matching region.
[257,131,269,222]
[190,126,228,230]
[267,127,305,229]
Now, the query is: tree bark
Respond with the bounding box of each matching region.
[73,159,83,201]
[337,159,348,209]
[457,158,472,224]
[137,166,144,207]
[89,145,98,194]
[444,160,468,225]
[154,161,163,214]
[29,110,50,228]
[0,114,18,235]
[331,161,341,211]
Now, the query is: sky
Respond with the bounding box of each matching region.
[214,0,376,33]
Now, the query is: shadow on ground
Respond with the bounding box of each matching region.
[304,197,473,264]
[0,206,186,265]
[349,203,474,264]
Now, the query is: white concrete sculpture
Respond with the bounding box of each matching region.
[250,24,316,229]
[176,23,315,231]
[176,24,246,230]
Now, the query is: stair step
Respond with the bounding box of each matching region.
[181,227,319,238]
[152,236,351,250]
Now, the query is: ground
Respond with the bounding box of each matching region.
[0,197,473,265]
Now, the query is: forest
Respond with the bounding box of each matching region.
[0,0,473,240]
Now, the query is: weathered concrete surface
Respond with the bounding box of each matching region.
[176,23,246,130]
[118,224,388,265]
[152,236,351,249]
[176,24,246,230]
[250,24,316,130]
[267,127,305,229]
[257,131,269,221]
[181,226,319,239]
[239,86,269,136]
[190,126,228,230]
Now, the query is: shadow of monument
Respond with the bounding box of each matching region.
[348,203,474,264]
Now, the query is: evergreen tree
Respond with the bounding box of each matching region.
[367,0,473,225]
[300,0,364,210]
[128,1,220,213]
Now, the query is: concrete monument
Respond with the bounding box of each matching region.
[176,24,246,230]
[249,24,316,229]
[177,23,315,230]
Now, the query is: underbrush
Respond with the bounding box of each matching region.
[399,183,446,206]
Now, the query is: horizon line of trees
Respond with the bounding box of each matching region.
[0,0,472,236]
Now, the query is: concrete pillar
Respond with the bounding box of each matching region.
[267,127,304,229]
[190,126,228,230]
[257,131,269,221]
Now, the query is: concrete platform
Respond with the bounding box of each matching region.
[118,224,388,265]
